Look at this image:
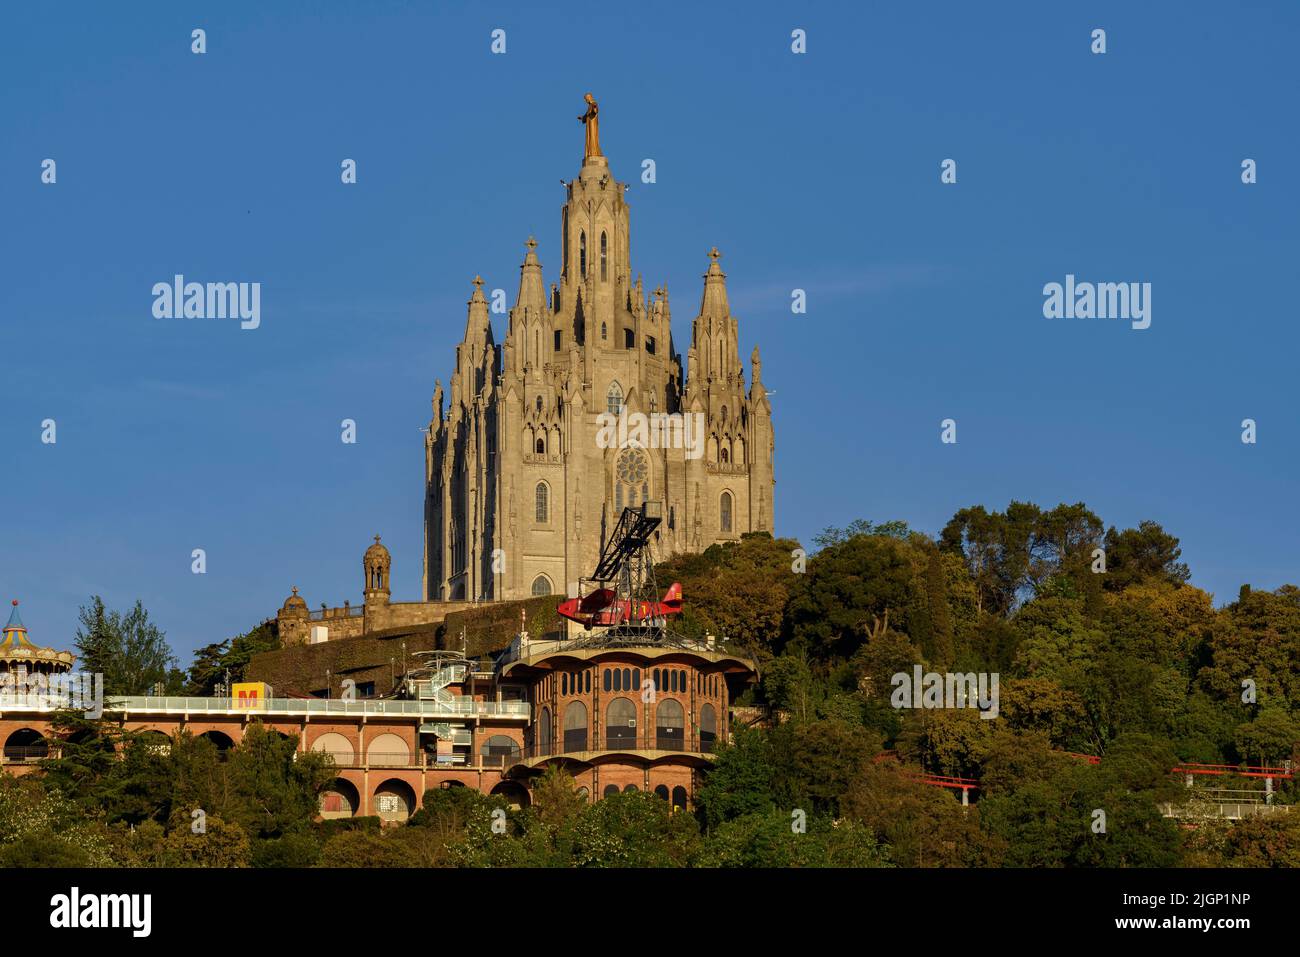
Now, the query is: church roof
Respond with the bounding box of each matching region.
[2,600,32,649]
[364,535,390,562]
[281,586,308,613]
[0,600,76,670]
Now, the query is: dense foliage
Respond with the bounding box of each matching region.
[4,500,1295,867]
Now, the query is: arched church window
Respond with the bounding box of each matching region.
[607,698,636,745]
[720,491,733,534]
[606,381,623,416]
[600,231,608,281]
[536,436,546,455]
[721,405,727,424]
[700,703,717,750]
[580,231,587,277]
[535,482,549,522]
[563,700,587,752]
[539,706,552,750]
[721,446,729,464]
[535,396,543,413]
[601,322,607,340]
[531,575,552,597]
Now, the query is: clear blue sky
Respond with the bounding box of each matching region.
[2,1,1297,664]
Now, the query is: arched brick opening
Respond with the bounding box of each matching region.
[480,735,519,768]
[139,730,171,755]
[4,728,47,763]
[374,778,416,823]
[489,780,531,809]
[367,733,410,768]
[198,730,235,751]
[320,778,359,820]
[311,732,355,766]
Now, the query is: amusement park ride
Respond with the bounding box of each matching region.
[556,501,688,646]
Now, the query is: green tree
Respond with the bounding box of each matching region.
[697,809,892,867]
[1234,709,1299,765]
[763,655,816,719]
[814,519,911,548]
[185,621,281,696]
[569,791,700,867]
[531,766,588,831]
[224,723,336,839]
[653,532,801,666]
[842,763,1003,867]
[694,726,782,829]
[159,814,251,867]
[0,776,113,866]
[1101,520,1191,592]
[1183,814,1300,867]
[75,597,181,695]
[318,829,421,868]
[784,533,921,660]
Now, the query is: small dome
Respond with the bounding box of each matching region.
[364,535,390,564]
[281,586,308,614]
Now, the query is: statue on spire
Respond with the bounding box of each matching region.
[578,93,602,161]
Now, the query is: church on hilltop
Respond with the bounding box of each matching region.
[424,95,776,602]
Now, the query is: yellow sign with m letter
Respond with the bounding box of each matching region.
[232,682,272,708]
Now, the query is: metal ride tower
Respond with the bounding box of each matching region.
[567,501,689,649]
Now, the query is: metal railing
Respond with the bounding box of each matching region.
[500,632,730,667]
[308,605,365,621]
[0,743,494,771]
[0,695,531,718]
[507,733,717,764]
[1,745,53,764]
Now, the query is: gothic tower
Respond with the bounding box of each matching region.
[423,98,775,602]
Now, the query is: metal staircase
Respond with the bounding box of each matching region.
[404,651,469,708]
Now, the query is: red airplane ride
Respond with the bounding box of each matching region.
[557,582,683,630]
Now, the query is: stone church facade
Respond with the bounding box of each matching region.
[423,115,774,602]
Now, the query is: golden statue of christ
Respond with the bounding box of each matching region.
[578,92,601,161]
